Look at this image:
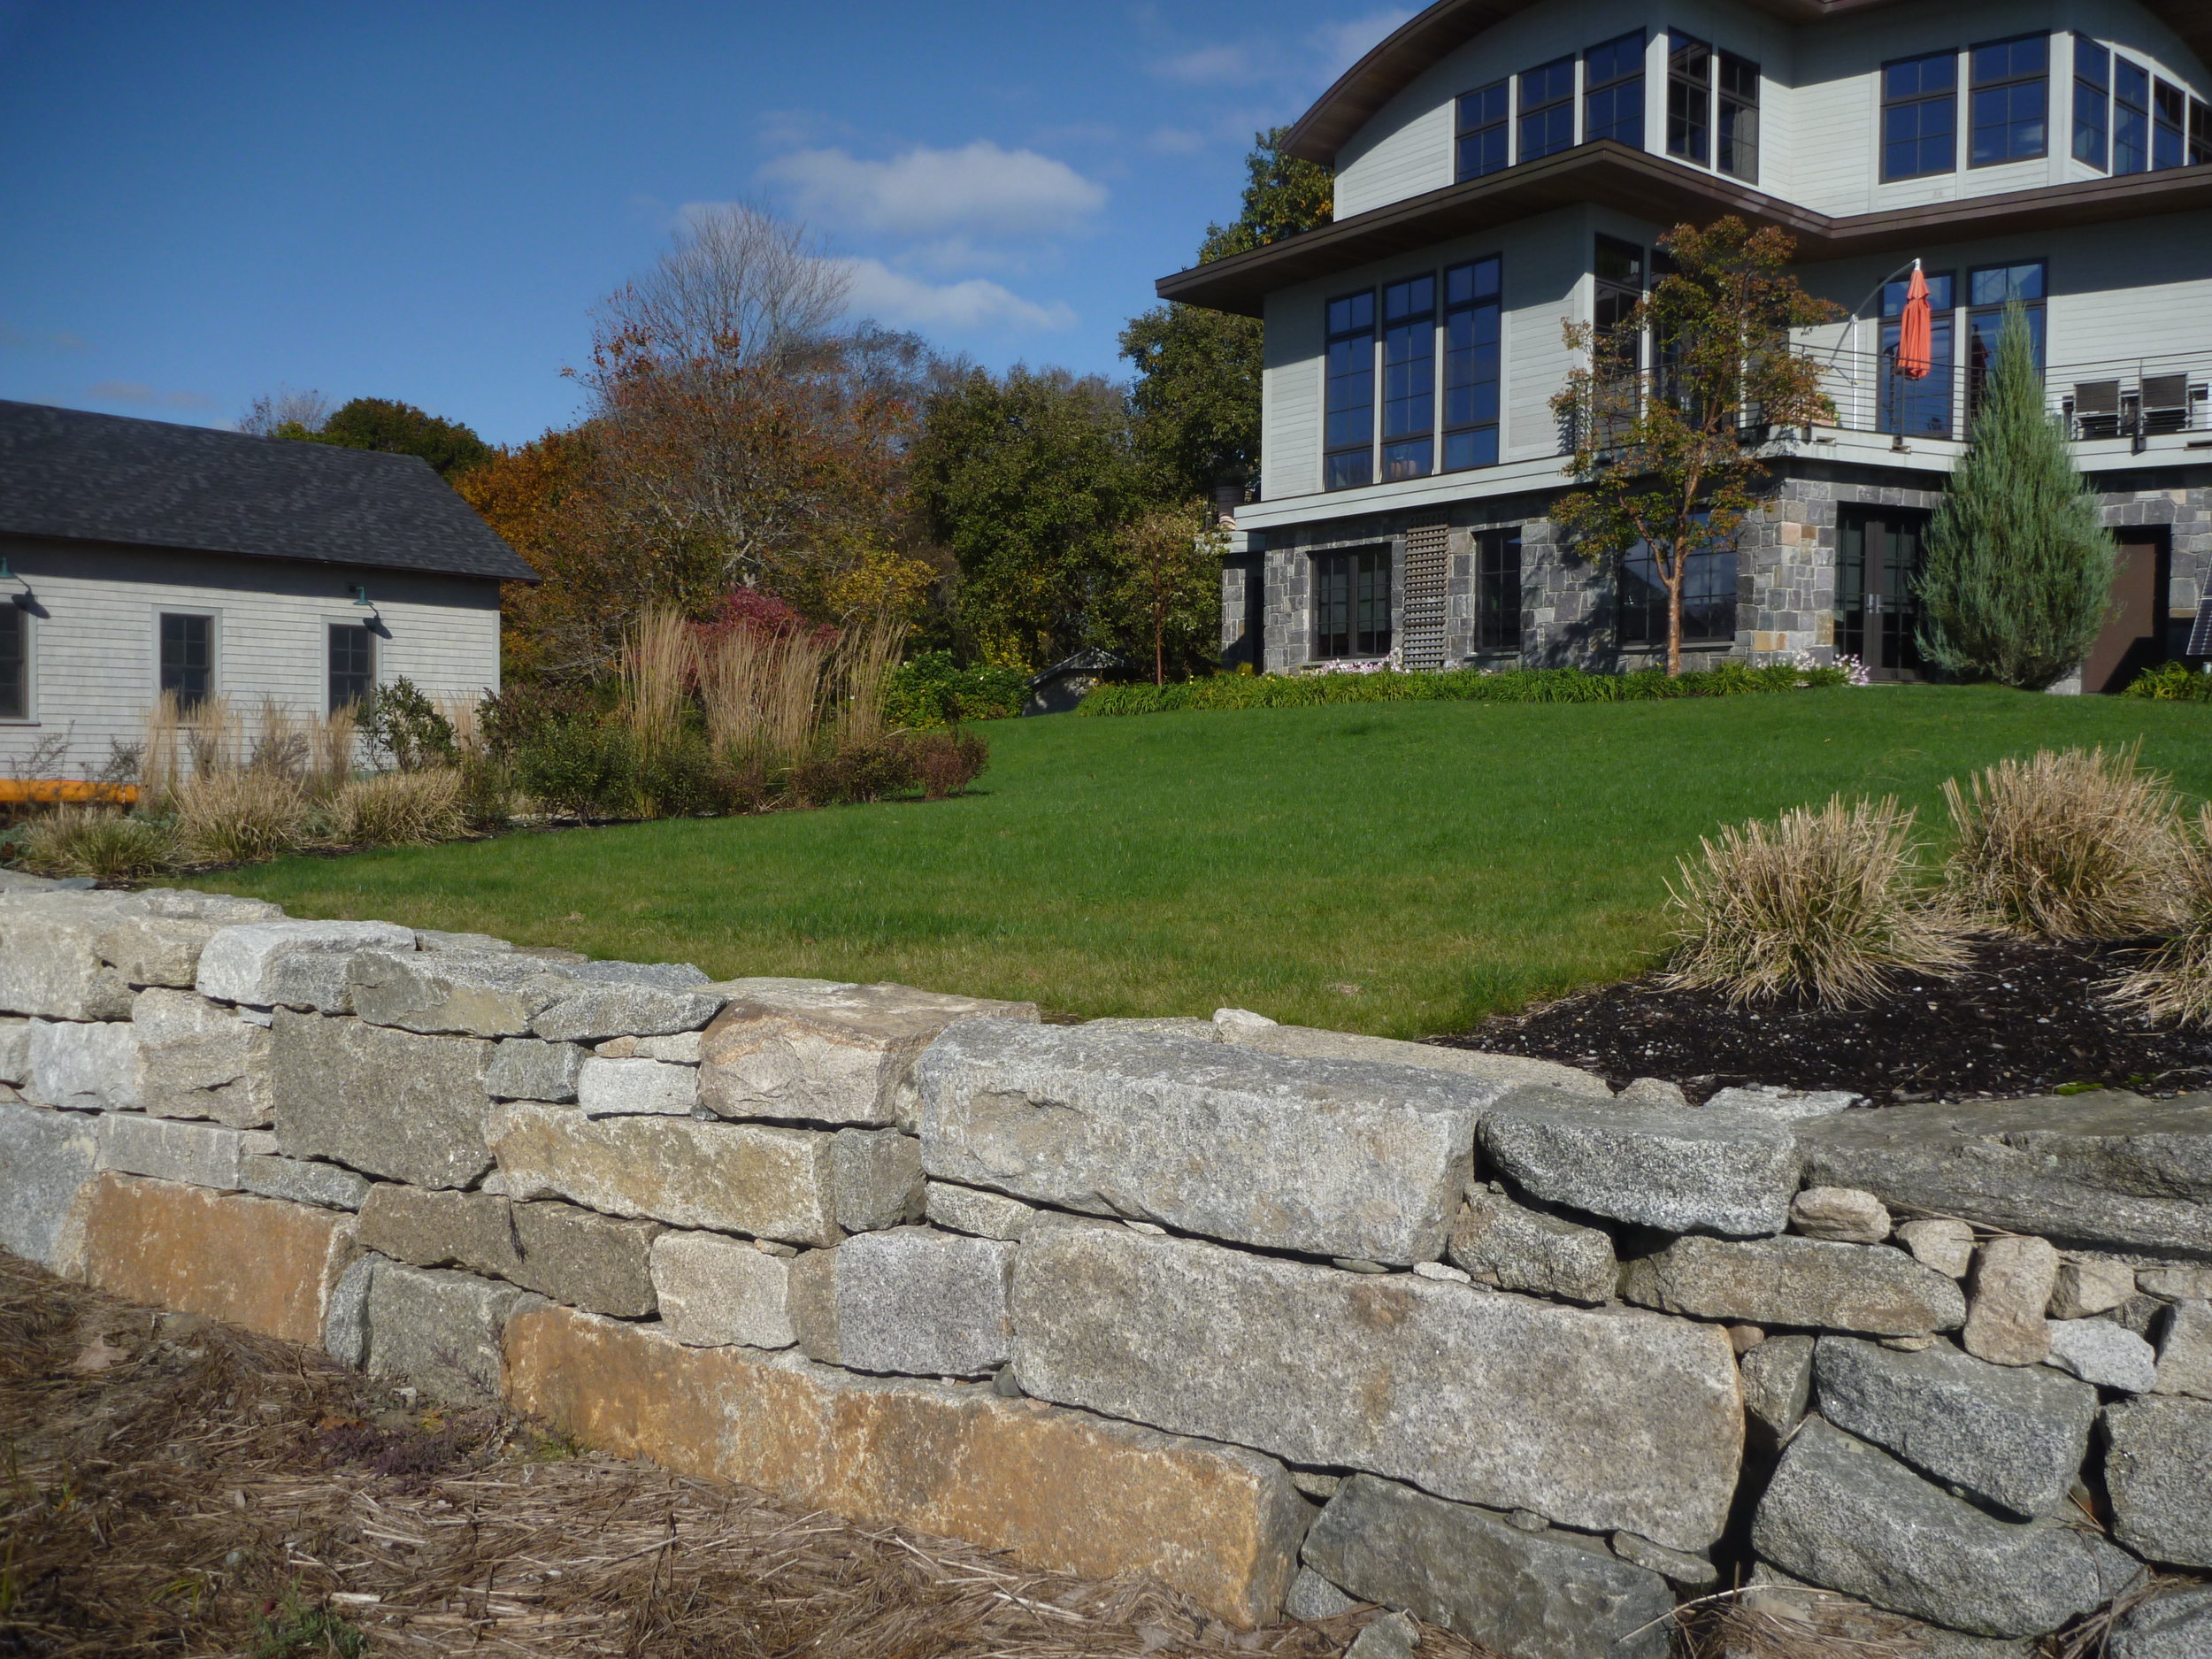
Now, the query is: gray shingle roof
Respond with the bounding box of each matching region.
[0,399,539,582]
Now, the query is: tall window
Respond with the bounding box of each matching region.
[1880,269,1956,438]
[2154,81,2186,170]
[1619,543,1737,646]
[1475,529,1522,652]
[1456,80,1509,180]
[1967,260,2047,414]
[1717,52,1761,180]
[2193,96,2212,166]
[1519,57,1577,161]
[1667,34,1711,164]
[159,613,213,712]
[1442,257,1503,472]
[1380,276,1435,482]
[0,604,25,721]
[1324,291,1376,491]
[1970,35,2048,165]
[2073,37,2109,169]
[2115,59,2150,174]
[1584,32,1644,148]
[329,623,375,712]
[1884,51,1958,180]
[1314,548,1392,659]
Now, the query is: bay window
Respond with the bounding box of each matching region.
[1584,32,1645,149]
[1717,53,1761,180]
[1969,35,2048,166]
[1519,58,1576,162]
[2073,38,2109,169]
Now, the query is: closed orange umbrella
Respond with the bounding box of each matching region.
[1896,261,1932,380]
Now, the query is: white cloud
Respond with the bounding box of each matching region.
[0,320,86,351]
[1154,44,1258,85]
[758,142,1106,241]
[832,258,1074,334]
[87,380,212,409]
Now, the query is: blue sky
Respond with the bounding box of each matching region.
[0,1,1407,447]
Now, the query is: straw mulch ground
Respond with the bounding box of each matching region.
[0,1250,1500,1659]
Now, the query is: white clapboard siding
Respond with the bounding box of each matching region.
[0,541,503,779]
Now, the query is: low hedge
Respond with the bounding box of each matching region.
[1078,661,1853,716]
[2123,661,2212,703]
[882,652,1032,727]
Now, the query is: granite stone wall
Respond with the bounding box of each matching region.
[3,872,2209,1654]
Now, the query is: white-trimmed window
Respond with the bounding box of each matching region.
[158,611,215,711]
[328,622,376,711]
[0,603,27,720]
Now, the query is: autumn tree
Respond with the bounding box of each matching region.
[1120,128,1333,501]
[1113,501,1225,684]
[452,429,602,680]
[1550,218,1840,675]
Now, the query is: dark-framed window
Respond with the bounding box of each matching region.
[1970,35,2048,165]
[159,612,213,711]
[1883,50,1958,180]
[1967,259,2047,414]
[328,623,375,712]
[1667,33,1711,164]
[1324,290,1376,492]
[1618,542,1738,646]
[2072,36,2109,169]
[1475,528,1522,651]
[1880,268,1956,438]
[1456,79,1510,180]
[1519,56,1577,162]
[1314,547,1392,659]
[0,603,26,721]
[2115,58,2150,174]
[1442,257,1502,472]
[1717,51,1761,180]
[2154,81,2187,170]
[2193,97,2212,166]
[1584,31,1645,148]
[1380,275,1435,482]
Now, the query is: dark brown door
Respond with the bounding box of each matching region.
[1837,507,1929,680]
[2085,534,2166,693]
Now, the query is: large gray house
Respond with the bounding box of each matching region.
[1163,0,2212,688]
[0,401,535,781]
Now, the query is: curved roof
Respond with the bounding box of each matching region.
[0,400,537,583]
[1285,0,2212,163]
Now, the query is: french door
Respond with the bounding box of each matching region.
[1837,508,1929,680]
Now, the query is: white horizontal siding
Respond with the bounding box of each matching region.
[1262,293,1325,500]
[0,541,503,779]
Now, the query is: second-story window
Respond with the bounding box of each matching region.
[1585,31,1645,148]
[1519,57,1576,162]
[1881,269,1956,438]
[1380,276,1435,482]
[1668,34,1711,165]
[1970,35,2048,166]
[1325,291,1376,491]
[2193,96,2212,165]
[1717,53,1761,180]
[2073,38,2109,170]
[2154,81,2187,170]
[2115,59,2150,173]
[1442,257,1502,471]
[1456,80,1510,180]
[1883,51,1958,180]
[1967,260,2047,415]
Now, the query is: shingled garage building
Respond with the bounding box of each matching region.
[0,400,536,780]
[1169,0,2212,687]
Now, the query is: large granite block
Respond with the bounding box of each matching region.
[239,1155,373,1210]
[0,1099,100,1269]
[1302,1474,1673,1659]
[650,1229,797,1347]
[1752,1419,2139,1639]
[0,1017,29,1085]
[132,987,273,1125]
[272,1011,493,1188]
[530,982,726,1043]
[1448,1184,1617,1304]
[918,1021,1503,1264]
[787,1225,1015,1377]
[196,920,419,1011]
[1621,1235,1966,1336]
[1010,1223,1741,1552]
[503,1304,1311,1627]
[484,1037,587,1103]
[1797,1093,2212,1256]
[358,1182,524,1278]
[0,901,136,1019]
[511,1201,661,1317]
[361,1258,542,1401]
[2106,1396,2212,1568]
[348,948,580,1037]
[700,979,1039,1126]
[75,1172,358,1345]
[96,1111,253,1189]
[27,1017,141,1110]
[1213,1018,1612,1099]
[488,1100,841,1245]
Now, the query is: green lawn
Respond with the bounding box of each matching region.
[200,687,2212,1039]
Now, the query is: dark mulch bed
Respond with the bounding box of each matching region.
[1439,936,2212,1105]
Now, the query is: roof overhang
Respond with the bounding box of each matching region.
[0,526,541,585]
[1156,143,2212,316]
[1284,0,2212,165]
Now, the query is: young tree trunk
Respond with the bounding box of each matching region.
[1665,552,1686,678]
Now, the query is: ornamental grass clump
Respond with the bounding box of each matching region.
[1942,745,2182,941]
[171,770,310,865]
[15,806,175,879]
[2108,805,2212,1027]
[1665,795,1968,1008]
[326,768,469,847]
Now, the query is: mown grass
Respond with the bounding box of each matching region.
[197,686,2212,1038]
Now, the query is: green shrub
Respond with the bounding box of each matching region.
[882,652,1031,727]
[357,677,459,772]
[16,807,177,879]
[634,734,725,818]
[514,721,640,820]
[1079,661,1848,716]
[2124,661,2212,703]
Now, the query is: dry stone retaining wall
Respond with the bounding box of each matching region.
[2,871,2210,1655]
